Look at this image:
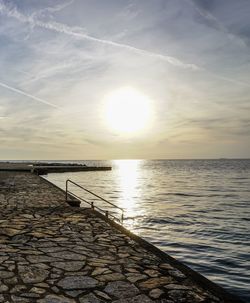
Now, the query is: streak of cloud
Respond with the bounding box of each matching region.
[0,1,199,71]
[2,1,249,89]
[0,81,61,109]
[206,71,250,88]
[186,0,246,46]
[32,0,75,17]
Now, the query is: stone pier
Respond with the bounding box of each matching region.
[0,171,243,303]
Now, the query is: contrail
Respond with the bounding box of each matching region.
[0,81,60,109]
[0,1,199,71]
[1,1,249,89]
[205,71,250,88]
[185,0,245,47]
[34,0,74,15]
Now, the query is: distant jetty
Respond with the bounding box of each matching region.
[0,161,111,175]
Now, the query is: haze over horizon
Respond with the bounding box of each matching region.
[0,0,250,160]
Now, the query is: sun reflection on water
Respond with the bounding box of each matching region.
[113,160,143,230]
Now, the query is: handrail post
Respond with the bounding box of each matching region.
[66,179,124,224]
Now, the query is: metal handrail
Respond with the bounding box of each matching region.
[66,179,124,223]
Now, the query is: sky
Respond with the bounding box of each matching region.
[0,0,250,160]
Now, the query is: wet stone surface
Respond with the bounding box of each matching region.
[0,172,224,302]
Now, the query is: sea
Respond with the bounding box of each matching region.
[41,159,249,301]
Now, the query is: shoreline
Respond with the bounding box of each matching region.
[0,167,245,302]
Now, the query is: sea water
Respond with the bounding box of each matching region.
[44,159,250,301]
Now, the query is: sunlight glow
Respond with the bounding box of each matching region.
[104,88,152,134]
[113,160,143,232]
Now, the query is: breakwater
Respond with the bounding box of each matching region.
[0,168,244,302]
[0,162,111,175]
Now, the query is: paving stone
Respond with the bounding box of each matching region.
[11,295,31,303]
[39,247,66,253]
[159,263,174,270]
[20,292,41,298]
[88,258,116,265]
[49,251,86,261]
[52,268,63,274]
[104,281,140,299]
[51,273,61,279]
[34,263,51,269]
[0,270,14,279]
[168,289,187,301]
[96,272,125,282]
[139,276,174,290]
[91,267,110,276]
[38,294,75,303]
[12,235,30,243]
[149,288,165,299]
[10,285,27,293]
[4,276,18,284]
[168,269,186,279]
[51,261,84,271]
[0,284,8,292]
[0,247,19,253]
[18,265,49,283]
[20,249,44,255]
[26,255,59,263]
[109,265,122,273]
[57,275,99,290]
[94,290,112,300]
[52,286,60,293]
[21,214,34,219]
[66,290,85,297]
[30,232,52,238]
[79,293,104,303]
[30,287,47,294]
[126,268,139,273]
[35,282,49,288]
[88,262,109,267]
[186,291,206,302]
[0,256,9,263]
[164,284,191,290]
[126,273,148,283]
[113,294,153,303]
[144,269,160,277]
[0,228,22,237]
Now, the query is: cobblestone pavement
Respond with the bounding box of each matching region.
[0,172,225,302]
[0,172,66,209]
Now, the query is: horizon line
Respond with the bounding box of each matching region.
[0,158,249,161]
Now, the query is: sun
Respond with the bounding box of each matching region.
[104,87,152,134]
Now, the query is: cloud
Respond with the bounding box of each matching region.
[178,115,250,137]
[206,70,250,88]
[0,80,60,109]
[85,138,110,147]
[117,2,140,20]
[191,0,216,11]
[31,0,75,17]
[0,0,199,70]
[2,0,249,90]
[188,0,247,47]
